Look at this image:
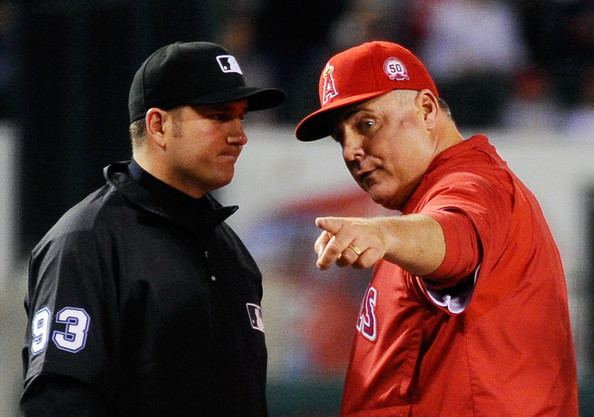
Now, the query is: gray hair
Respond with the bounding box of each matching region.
[437,97,453,119]
[390,90,453,120]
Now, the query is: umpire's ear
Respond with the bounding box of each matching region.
[145,107,168,150]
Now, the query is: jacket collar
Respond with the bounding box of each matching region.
[104,161,238,231]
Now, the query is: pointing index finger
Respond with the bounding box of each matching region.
[315,217,343,234]
[314,217,354,269]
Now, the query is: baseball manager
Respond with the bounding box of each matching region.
[296,41,578,417]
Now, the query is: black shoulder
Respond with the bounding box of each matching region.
[32,183,128,254]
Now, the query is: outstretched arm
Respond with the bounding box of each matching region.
[314,214,446,276]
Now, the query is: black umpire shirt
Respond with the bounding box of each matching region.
[21,160,269,417]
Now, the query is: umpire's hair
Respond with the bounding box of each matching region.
[129,119,146,146]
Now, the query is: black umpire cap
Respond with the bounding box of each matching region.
[128,41,285,123]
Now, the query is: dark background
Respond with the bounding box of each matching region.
[11,0,594,254]
[17,0,222,252]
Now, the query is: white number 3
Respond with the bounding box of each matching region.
[31,307,91,355]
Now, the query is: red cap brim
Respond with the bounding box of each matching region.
[295,89,392,141]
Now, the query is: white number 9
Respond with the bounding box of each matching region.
[31,307,51,355]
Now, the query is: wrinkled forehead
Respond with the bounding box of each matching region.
[329,91,422,139]
[338,90,418,121]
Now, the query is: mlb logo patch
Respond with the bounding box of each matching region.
[246,303,265,332]
[216,55,243,74]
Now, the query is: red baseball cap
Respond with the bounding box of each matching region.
[295,41,438,141]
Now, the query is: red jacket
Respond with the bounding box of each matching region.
[341,135,578,417]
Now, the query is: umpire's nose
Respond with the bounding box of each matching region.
[227,118,248,146]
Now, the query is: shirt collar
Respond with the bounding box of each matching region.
[105,160,238,231]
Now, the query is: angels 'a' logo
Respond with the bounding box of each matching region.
[321,63,339,105]
[356,286,378,341]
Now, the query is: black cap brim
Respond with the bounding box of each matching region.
[183,86,285,111]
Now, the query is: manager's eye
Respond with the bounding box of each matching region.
[359,119,375,130]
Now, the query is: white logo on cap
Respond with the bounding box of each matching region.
[321,63,339,105]
[216,55,243,74]
[384,58,409,81]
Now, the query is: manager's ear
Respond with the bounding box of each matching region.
[416,89,439,130]
[145,108,168,149]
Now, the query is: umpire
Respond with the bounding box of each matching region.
[20,41,284,416]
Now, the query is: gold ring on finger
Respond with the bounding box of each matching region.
[348,244,362,257]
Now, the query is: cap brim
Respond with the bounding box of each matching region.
[186,86,285,111]
[295,90,391,141]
